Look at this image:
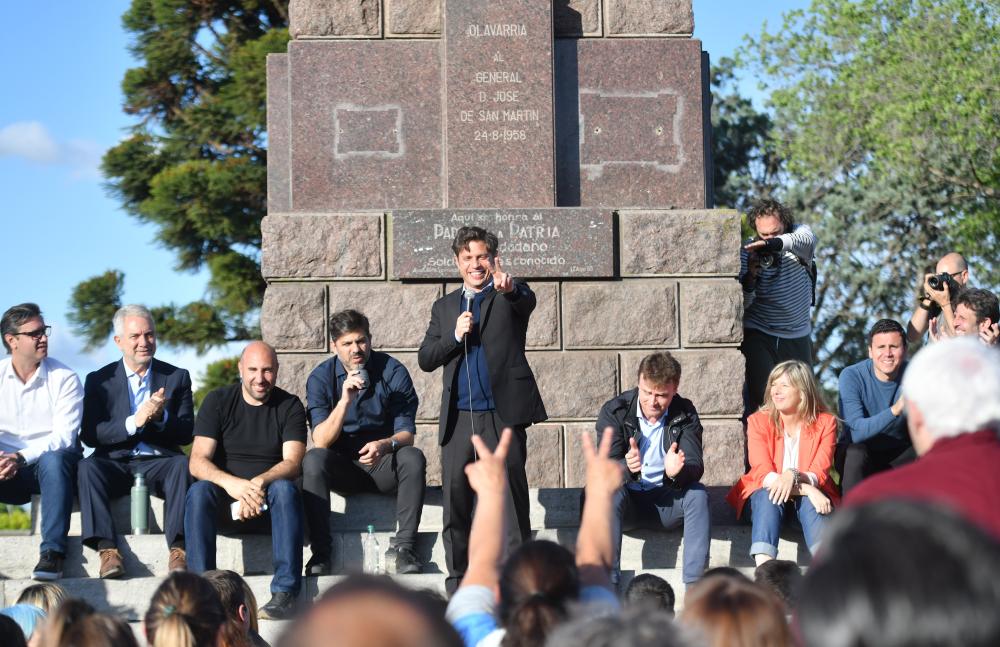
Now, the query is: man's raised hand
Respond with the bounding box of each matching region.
[491,255,514,294]
[465,428,512,495]
[583,427,624,497]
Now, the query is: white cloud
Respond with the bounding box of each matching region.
[0,121,104,178]
[0,121,59,163]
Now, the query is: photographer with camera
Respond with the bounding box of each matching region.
[906,252,969,344]
[739,199,817,416]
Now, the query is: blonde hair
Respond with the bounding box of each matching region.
[145,572,226,647]
[760,360,828,432]
[16,582,67,614]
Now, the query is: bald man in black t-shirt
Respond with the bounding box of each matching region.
[185,341,306,620]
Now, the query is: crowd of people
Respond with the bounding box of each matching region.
[1,211,999,646]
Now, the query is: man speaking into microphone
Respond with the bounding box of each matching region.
[418,226,547,594]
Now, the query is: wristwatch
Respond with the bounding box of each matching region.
[13,453,26,468]
[389,438,400,453]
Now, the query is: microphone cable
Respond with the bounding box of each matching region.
[462,288,478,460]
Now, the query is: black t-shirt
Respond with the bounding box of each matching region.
[194,383,307,480]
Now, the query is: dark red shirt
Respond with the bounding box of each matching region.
[845,429,1000,540]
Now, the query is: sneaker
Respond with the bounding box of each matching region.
[32,551,64,581]
[259,591,297,620]
[168,547,187,572]
[394,546,423,575]
[99,548,125,579]
[304,554,331,576]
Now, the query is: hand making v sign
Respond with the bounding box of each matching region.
[490,255,514,294]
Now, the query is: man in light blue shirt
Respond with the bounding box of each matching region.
[598,352,710,587]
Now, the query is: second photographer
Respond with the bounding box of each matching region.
[739,199,817,416]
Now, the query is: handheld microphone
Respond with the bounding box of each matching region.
[355,365,369,394]
[463,287,476,313]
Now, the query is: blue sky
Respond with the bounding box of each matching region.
[0,0,807,385]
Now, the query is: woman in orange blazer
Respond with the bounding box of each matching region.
[726,360,839,565]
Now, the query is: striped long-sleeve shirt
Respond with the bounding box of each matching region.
[739,223,816,339]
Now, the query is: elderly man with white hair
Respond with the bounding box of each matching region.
[845,336,1000,540]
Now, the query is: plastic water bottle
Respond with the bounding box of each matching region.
[363,524,382,574]
[131,472,149,535]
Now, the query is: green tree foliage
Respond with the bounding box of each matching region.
[0,504,31,531]
[72,0,289,354]
[194,355,240,407]
[710,57,783,211]
[68,270,125,350]
[741,0,999,383]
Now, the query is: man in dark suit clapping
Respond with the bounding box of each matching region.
[79,304,194,578]
[418,226,547,594]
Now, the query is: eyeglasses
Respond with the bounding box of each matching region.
[12,326,51,340]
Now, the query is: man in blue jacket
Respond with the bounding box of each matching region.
[836,319,915,494]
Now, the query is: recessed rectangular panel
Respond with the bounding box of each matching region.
[555,38,707,208]
[391,209,613,278]
[289,40,442,210]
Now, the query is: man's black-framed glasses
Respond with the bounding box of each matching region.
[13,326,51,340]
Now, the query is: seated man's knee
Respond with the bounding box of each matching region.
[844,443,869,462]
[36,449,78,480]
[302,447,329,476]
[268,479,298,503]
[186,481,218,508]
[396,446,426,471]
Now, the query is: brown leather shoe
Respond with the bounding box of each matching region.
[99,548,125,579]
[168,547,187,572]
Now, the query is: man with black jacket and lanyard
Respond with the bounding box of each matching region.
[598,351,709,588]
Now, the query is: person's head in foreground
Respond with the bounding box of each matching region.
[15,583,67,615]
[679,574,791,647]
[277,574,462,647]
[797,499,1000,647]
[623,573,676,616]
[145,571,227,647]
[901,336,1000,455]
[39,598,138,647]
[546,608,688,647]
[754,560,803,614]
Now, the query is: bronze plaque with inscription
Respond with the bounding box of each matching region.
[444,0,555,208]
[391,209,613,279]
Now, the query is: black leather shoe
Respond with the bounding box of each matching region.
[305,554,331,576]
[394,546,423,575]
[259,592,297,620]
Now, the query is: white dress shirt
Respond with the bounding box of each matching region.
[0,357,83,464]
[123,361,162,456]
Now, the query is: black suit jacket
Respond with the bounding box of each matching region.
[418,281,547,444]
[81,358,195,459]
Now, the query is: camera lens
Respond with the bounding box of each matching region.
[759,254,776,269]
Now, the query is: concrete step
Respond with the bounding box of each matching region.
[0,525,808,580]
[32,487,583,535]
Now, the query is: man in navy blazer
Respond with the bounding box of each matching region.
[79,304,194,578]
[418,226,547,593]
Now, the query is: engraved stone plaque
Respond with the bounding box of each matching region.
[444,0,556,208]
[391,209,613,278]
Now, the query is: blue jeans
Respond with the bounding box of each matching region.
[184,479,303,595]
[0,449,79,554]
[749,488,826,558]
[611,482,710,584]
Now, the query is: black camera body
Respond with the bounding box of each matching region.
[928,272,960,294]
[749,237,782,269]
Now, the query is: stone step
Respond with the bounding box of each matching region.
[0,525,807,580]
[32,487,584,535]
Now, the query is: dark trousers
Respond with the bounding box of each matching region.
[77,453,191,550]
[0,449,79,555]
[301,445,426,559]
[442,410,529,594]
[741,328,813,416]
[185,479,303,595]
[835,438,916,495]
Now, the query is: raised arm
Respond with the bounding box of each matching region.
[576,428,624,589]
[459,429,512,589]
